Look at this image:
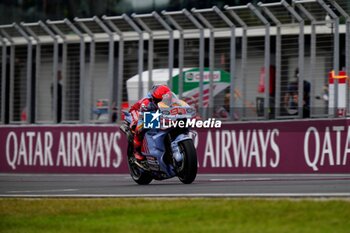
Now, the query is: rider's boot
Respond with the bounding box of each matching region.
[133,137,148,169]
[134,150,145,161]
[134,150,148,170]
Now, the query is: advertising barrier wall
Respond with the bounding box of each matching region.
[0,119,350,174]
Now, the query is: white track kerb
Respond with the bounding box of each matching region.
[143,110,222,129]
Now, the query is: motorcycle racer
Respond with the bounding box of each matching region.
[129,84,171,162]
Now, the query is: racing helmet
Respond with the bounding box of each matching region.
[151,84,171,102]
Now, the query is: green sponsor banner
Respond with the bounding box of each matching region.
[171,68,231,94]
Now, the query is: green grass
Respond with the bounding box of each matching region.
[0,198,349,233]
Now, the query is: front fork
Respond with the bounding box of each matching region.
[170,133,192,167]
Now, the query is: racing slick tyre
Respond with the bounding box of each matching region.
[177,139,198,184]
[127,144,153,185]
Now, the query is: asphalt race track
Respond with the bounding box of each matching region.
[1,174,350,198]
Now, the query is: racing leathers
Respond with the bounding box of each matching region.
[129,96,157,159]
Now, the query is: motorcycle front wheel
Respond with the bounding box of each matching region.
[177,139,198,184]
[127,144,153,185]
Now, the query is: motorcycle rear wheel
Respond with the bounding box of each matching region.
[127,145,153,185]
[177,139,198,184]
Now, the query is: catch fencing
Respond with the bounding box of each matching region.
[0,0,349,124]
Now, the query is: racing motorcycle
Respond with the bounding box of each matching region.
[120,92,198,185]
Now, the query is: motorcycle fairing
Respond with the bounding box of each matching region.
[142,129,177,178]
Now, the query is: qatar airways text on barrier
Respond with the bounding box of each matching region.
[0,119,349,173]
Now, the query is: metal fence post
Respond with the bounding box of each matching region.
[0,36,6,124]
[347,19,350,115]
[124,14,144,100]
[259,2,282,119]
[21,22,42,123]
[41,21,59,123]
[95,16,116,123]
[178,28,184,99]
[310,19,316,117]
[248,3,270,120]
[75,17,96,122]
[14,23,33,123]
[225,6,248,120]
[192,8,215,118]
[162,11,184,97]
[316,0,340,117]
[47,20,70,123]
[147,20,154,91]
[154,12,174,93]
[294,3,316,117]
[133,14,154,91]
[317,0,339,73]
[61,33,67,122]
[0,27,15,123]
[183,9,205,118]
[9,41,14,123]
[64,19,86,123]
[214,6,236,120]
[117,36,124,122]
[328,0,350,115]
[282,0,304,119]
[102,16,125,122]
